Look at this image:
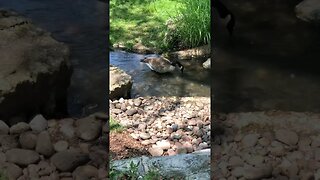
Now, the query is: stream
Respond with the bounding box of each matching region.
[213,0,320,113]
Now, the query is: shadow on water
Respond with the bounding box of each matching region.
[110,51,210,97]
[213,0,320,113]
[0,0,107,117]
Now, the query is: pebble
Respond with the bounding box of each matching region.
[54,140,69,152]
[148,147,163,156]
[241,134,259,148]
[35,131,54,157]
[50,151,90,172]
[10,122,30,134]
[275,129,299,146]
[0,120,9,134]
[29,114,48,133]
[6,148,40,166]
[19,131,38,149]
[75,117,102,141]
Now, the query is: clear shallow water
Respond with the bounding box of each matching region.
[213,0,320,113]
[110,51,210,97]
[0,0,107,117]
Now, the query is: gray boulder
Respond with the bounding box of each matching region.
[0,9,71,121]
[109,65,132,100]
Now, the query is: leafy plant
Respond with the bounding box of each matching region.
[110,116,124,132]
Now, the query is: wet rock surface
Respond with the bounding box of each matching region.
[212,111,320,179]
[110,96,211,156]
[0,112,108,179]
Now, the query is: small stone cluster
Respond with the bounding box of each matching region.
[212,112,320,180]
[110,96,211,157]
[0,113,108,179]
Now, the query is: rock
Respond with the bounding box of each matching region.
[19,131,38,149]
[28,164,40,178]
[243,164,273,179]
[275,129,299,146]
[246,155,264,167]
[232,167,244,178]
[98,168,108,179]
[0,10,71,121]
[29,114,48,133]
[258,137,270,146]
[59,118,75,139]
[295,0,320,23]
[9,122,30,134]
[72,165,98,179]
[228,156,244,167]
[0,135,19,150]
[148,147,163,156]
[0,120,9,134]
[1,162,22,180]
[203,58,211,69]
[156,140,171,150]
[6,148,40,166]
[241,134,259,147]
[140,132,151,140]
[133,99,142,106]
[0,152,6,163]
[35,131,54,157]
[75,116,102,141]
[109,65,132,100]
[50,151,90,172]
[125,108,138,116]
[54,140,69,152]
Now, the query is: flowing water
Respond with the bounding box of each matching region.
[213,0,320,113]
[0,0,107,117]
[110,51,210,97]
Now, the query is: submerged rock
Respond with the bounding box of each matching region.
[0,9,72,121]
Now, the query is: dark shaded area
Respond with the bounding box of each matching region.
[213,0,320,113]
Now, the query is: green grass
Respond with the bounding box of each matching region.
[0,170,8,180]
[110,116,124,132]
[110,0,210,52]
[173,0,211,48]
[110,0,182,52]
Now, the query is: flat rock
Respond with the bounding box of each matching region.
[0,120,9,134]
[275,129,299,146]
[29,114,48,133]
[9,122,30,134]
[19,131,38,149]
[35,131,54,157]
[50,151,90,172]
[76,116,102,141]
[6,148,40,166]
[156,140,171,150]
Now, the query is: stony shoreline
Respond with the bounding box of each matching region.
[212,111,320,179]
[110,96,211,157]
[0,113,108,179]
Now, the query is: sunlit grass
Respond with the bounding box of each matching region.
[110,116,124,133]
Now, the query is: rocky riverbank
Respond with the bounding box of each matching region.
[0,113,108,179]
[212,111,320,179]
[110,96,211,157]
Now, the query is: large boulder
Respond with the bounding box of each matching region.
[295,0,320,23]
[0,10,72,121]
[109,65,132,100]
